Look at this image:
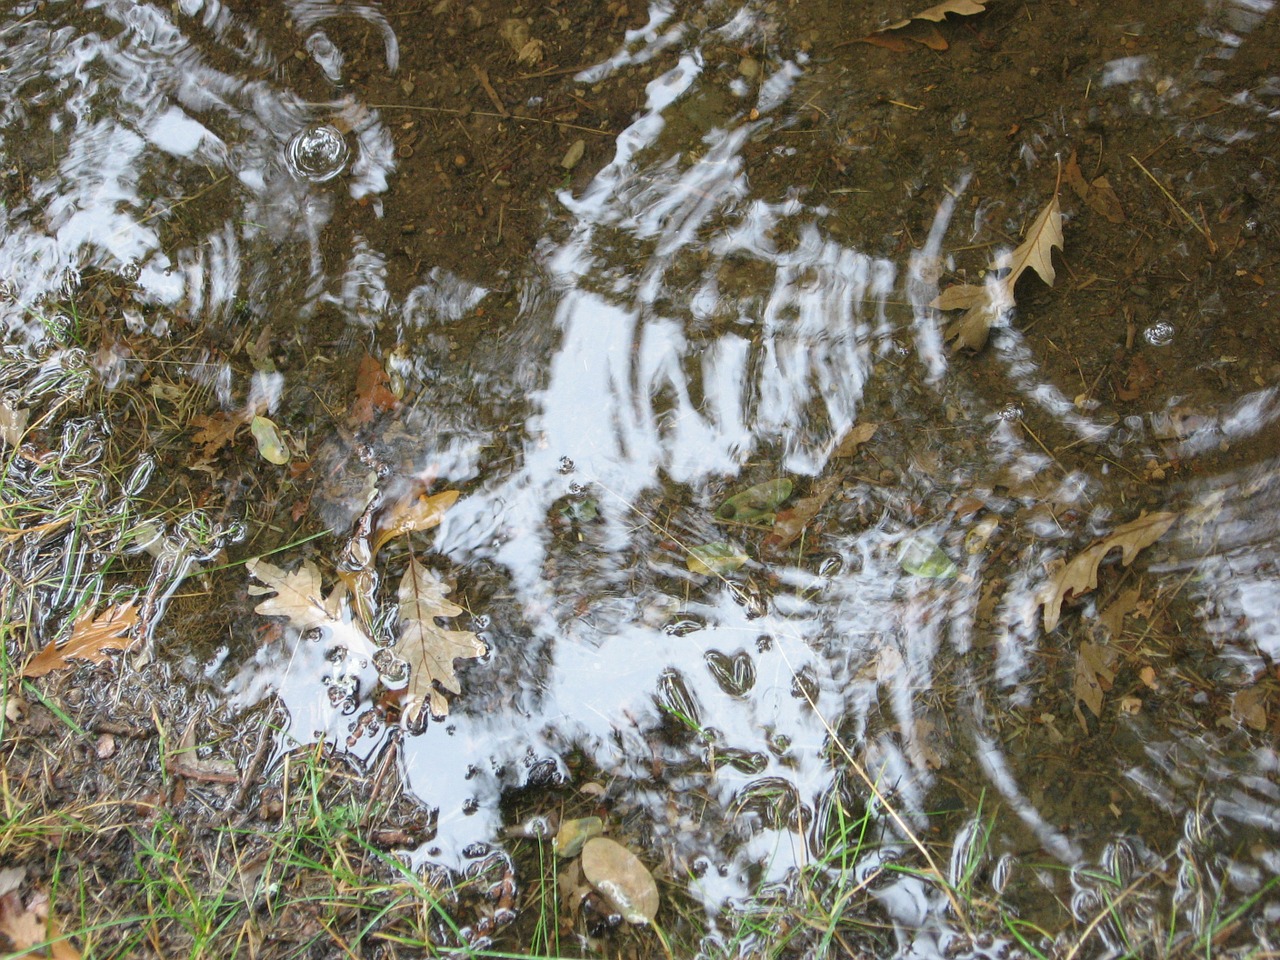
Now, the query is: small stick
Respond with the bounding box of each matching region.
[1129,155,1216,253]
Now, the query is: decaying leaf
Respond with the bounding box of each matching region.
[1034,512,1178,632]
[765,475,842,552]
[1231,686,1268,732]
[854,0,990,52]
[250,415,290,465]
[0,880,80,960]
[0,400,29,447]
[932,194,1064,350]
[348,351,399,425]
[1065,150,1126,223]
[371,489,461,557]
[716,479,793,524]
[394,557,487,724]
[1073,640,1116,723]
[23,603,140,677]
[831,422,879,458]
[686,542,748,575]
[188,410,248,459]
[166,719,239,783]
[580,837,660,925]
[899,536,958,578]
[554,816,604,858]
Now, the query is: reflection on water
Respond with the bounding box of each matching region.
[3,0,1280,953]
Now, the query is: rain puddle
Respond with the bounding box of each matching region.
[2,0,1279,955]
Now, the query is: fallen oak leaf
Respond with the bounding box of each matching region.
[933,193,1064,350]
[850,0,990,51]
[23,603,140,677]
[1065,150,1126,223]
[247,559,339,633]
[394,557,487,725]
[1034,511,1178,632]
[1073,640,1117,724]
[831,421,879,458]
[0,886,81,960]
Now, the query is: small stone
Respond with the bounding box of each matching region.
[560,139,585,170]
[738,56,760,80]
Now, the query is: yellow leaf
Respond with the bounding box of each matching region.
[23,603,140,677]
[1034,512,1178,632]
[371,489,460,556]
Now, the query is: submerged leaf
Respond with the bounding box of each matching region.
[23,603,140,677]
[555,817,604,858]
[1034,512,1178,632]
[687,542,748,575]
[932,194,1064,351]
[250,415,290,465]
[394,557,487,724]
[580,837,660,924]
[898,537,958,579]
[765,475,842,552]
[716,479,793,523]
[855,0,989,51]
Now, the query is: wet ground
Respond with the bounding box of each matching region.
[3,0,1280,957]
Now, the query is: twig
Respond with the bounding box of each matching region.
[1129,155,1216,253]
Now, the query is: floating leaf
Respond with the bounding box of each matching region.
[554,817,604,858]
[687,542,748,575]
[23,603,140,677]
[394,557,487,724]
[1034,512,1178,632]
[559,498,599,522]
[932,194,1064,350]
[250,415,290,464]
[898,537,958,579]
[716,479,793,524]
[580,837,660,925]
[247,559,340,632]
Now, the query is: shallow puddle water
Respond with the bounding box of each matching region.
[2,0,1279,955]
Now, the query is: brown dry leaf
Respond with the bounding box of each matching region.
[765,475,841,552]
[1035,512,1178,632]
[831,422,879,458]
[167,719,239,784]
[1074,640,1116,722]
[1097,586,1141,639]
[394,557,487,724]
[23,603,140,677]
[247,559,340,632]
[349,351,399,425]
[857,0,989,51]
[188,410,247,459]
[371,489,461,557]
[1231,686,1268,732]
[1065,151,1126,223]
[1116,353,1156,401]
[932,194,1064,350]
[0,888,81,960]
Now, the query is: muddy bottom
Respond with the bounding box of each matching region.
[3,0,1280,958]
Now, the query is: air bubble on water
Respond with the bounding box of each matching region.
[119,260,141,282]
[1143,320,1175,346]
[285,124,350,183]
[997,403,1024,421]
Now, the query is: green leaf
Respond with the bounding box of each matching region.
[250,415,290,464]
[687,542,748,575]
[898,536,958,578]
[716,479,793,524]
